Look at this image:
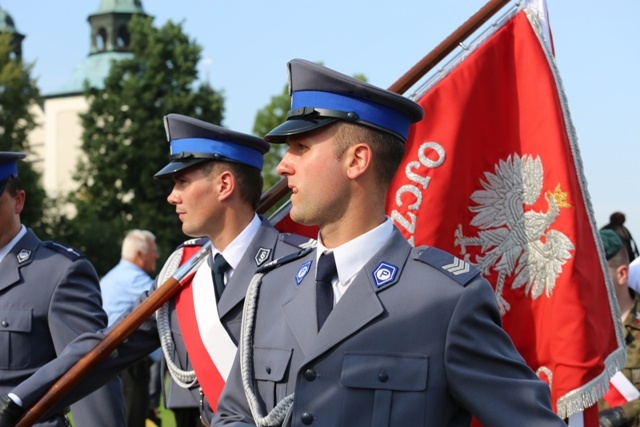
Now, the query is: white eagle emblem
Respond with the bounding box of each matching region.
[454,154,574,315]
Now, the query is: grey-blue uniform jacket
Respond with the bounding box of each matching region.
[0,229,125,427]
[10,218,310,423]
[161,221,312,414]
[212,229,567,427]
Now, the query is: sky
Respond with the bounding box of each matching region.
[2,0,639,236]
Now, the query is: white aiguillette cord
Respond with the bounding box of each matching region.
[156,242,212,388]
[241,271,293,427]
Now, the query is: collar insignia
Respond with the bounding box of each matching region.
[255,247,272,267]
[295,260,312,285]
[373,261,398,288]
[17,249,32,264]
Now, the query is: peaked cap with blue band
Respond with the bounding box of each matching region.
[265,59,424,143]
[0,151,26,195]
[155,114,270,178]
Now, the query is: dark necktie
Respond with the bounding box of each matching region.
[212,253,230,303]
[316,251,337,331]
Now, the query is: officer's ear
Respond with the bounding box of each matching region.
[345,143,372,180]
[13,189,26,215]
[217,170,236,201]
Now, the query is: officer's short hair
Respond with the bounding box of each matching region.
[201,160,263,211]
[333,122,405,188]
[4,176,23,197]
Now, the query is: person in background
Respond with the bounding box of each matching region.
[602,211,639,263]
[0,152,125,426]
[212,59,566,427]
[101,230,159,326]
[598,229,640,427]
[602,212,640,295]
[100,229,160,427]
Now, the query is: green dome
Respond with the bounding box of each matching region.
[95,0,145,14]
[47,51,133,96]
[0,7,19,33]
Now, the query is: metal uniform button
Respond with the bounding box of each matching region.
[378,371,389,383]
[1,320,8,328]
[301,412,314,425]
[266,366,272,375]
[303,368,317,381]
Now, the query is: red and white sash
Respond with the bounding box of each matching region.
[175,256,237,410]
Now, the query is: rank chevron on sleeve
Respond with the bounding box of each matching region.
[441,257,470,275]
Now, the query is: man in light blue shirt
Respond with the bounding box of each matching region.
[101,229,159,326]
[100,229,159,427]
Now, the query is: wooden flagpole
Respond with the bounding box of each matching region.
[17,0,511,424]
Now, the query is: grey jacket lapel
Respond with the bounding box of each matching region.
[218,219,279,318]
[282,263,318,356]
[0,230,39,292]
[284,229,412,361]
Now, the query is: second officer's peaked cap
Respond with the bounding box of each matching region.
[0,151,26,194]
[155,114,270,178]
[265,59,424,144]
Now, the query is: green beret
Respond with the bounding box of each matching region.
[600,229,622,260]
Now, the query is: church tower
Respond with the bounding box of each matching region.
[28,1,148,201]
[89,0,145,54]
[52,0,148,96]
[0,5,25,60]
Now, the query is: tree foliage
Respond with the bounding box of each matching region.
[66,15,225,275]
[252,84,289,189]
[0,33,47,233]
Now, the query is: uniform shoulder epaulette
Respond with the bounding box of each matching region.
[43,241,85,261]
[257,246,314,275]
[176,237,209,249]
[278,233,317,249]
[413,246,480,287]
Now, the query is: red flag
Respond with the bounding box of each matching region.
[386,6,624,422]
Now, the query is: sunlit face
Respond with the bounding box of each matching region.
[275,126,349,227]
[166,165,221,239]
[0,185,24,248]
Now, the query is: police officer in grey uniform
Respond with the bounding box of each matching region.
[0,152,125,426]
[211,60,567,427]
[0,117,312,427]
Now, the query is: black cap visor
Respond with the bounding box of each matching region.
[154,158,210,179]
[265,117,338,143]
